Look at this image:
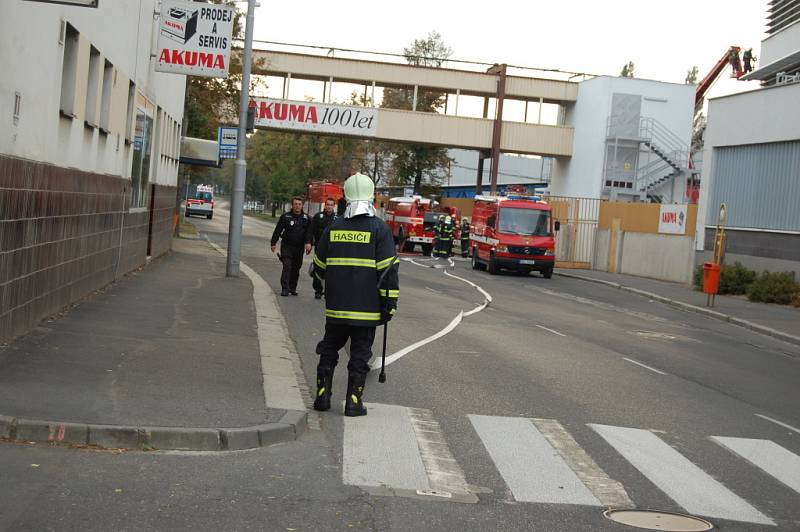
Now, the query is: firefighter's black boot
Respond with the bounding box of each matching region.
[344,373,367,417]
[312,365,334,412]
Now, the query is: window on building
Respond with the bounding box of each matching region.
[85,45,101,127]
[100,60,113,132]
[13,92,21,126]
[130,94,155,208]
[59,23,79,117]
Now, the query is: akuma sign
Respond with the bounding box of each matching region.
[156,0,234,78]
[249,98,378,137]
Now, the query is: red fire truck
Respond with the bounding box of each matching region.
[306,180,344,216]
[470,194,559,278]
[384,196,441,256]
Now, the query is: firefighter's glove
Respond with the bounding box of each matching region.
[382,300,397,323]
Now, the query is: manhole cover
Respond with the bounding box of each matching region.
[604,509,713,531]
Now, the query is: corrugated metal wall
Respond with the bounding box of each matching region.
[708,140,800,231]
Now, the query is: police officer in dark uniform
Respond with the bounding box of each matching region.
[311,173,398,417]
[307,197,338,299]
[270,197,311,297]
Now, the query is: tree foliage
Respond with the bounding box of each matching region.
[685,66,699,84]
[620,61,635,78]
[381,32,453,193]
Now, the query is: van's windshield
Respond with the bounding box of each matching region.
[194,192,213,201]
[498,207,550,236]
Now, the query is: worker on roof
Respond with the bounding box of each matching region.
[311,173,399,417]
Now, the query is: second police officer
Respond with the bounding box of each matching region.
[307,197,338,299]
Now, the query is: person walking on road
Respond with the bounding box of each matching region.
[460,218,470,258]
[439,215,455,257]
[307,197,338,299]
[270,197,311,297]
[311,173,399,417]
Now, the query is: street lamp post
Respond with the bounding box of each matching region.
[226,0,256,277]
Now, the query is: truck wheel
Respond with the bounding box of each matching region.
[488,254,499,275]
[542,267,553,279]
[402,240,415,253]
[422,244,432,257]
[207,213,213,220]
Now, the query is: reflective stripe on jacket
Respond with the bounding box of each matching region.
[312,215,399,327]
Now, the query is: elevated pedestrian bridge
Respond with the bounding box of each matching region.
[250,49,579,157]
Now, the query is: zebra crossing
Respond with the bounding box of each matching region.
[341,404,800,525]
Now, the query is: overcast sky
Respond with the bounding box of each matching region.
[248,0,769,103]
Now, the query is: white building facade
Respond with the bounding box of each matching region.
[1,0,186,340]
[552,76,694,202]
[696,0,800,277]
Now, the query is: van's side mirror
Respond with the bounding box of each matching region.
[487,215,496,228]
[554,220,561,232]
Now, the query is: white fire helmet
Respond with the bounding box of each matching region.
[343,172,374,202]
[445,215,452,225]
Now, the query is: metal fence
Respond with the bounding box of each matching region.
[548,196,601,267]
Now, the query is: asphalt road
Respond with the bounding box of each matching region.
[2,205,798,531]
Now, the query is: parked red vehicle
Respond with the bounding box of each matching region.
[306,180,344,216]
[384,196,440,256]
[470,194,559,278]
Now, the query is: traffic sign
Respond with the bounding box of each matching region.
[218,127,238,159]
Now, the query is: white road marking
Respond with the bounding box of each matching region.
[755,414,800,434]
[371,257,493,370]
[622,357,667,375]
[469,415,602,506]
[408,407,472,496]
[532,418,633,508]
[343,403,429,491]
[425,286,442,294]
[535,324,566,337]
[712,437,800,495]
[370,312,463,370]
[590,424,774,525]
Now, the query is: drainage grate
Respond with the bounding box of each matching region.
[604,509,713,531]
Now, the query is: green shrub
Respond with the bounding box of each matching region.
[746,271,800,304]
[719,262,757,295]
[693,261,756,295]
[693,264,704,290]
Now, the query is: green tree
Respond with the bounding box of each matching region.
[685,66,699,84]
[381,32,453,193]
[620,61,635,78]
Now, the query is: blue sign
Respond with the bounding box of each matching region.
[218,127,238,159]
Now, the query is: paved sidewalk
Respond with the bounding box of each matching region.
[556,268,800,346]
[0,237,306,450]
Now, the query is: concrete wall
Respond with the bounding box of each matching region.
[552,76,693,199]
[0,1,184,183]
[0,155,177,341]
[618,232,695,284]
[0,2,185,341]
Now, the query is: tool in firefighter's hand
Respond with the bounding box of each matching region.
[378,320,388,383]
[376,255,398,384]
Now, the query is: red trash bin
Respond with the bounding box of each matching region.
[703,262,721,295]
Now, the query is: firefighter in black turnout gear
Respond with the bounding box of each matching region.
[311,173,399,417]
[307,197,338,299]
[460,218,470,258]
[270,197,311,297]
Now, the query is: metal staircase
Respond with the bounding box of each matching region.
[605,116,690,202]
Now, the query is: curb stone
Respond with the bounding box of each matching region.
[0,410,307,451]
[556,271,800,347]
